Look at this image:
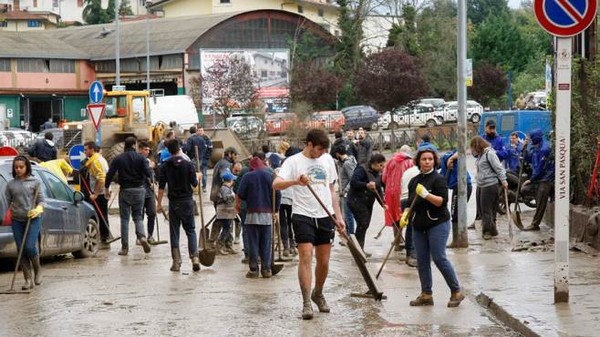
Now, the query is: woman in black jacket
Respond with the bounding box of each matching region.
[347,153,386,251]
[402,145,464,307]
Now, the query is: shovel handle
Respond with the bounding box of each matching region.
[195,146,208,248]
[305,183,348,241]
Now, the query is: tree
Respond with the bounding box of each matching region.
[353,49,428,111]
[82,0,110,24]
[290,63,341,110]
[470,14,533,73]
[386,4,421,57]
[201,56,258,117]
[467,0,509,25]
[415,0,458,98]
[468,63,507,108]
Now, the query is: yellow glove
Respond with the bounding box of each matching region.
[400,209,410,228]
[27,205,44,219]
[416,183,430,199]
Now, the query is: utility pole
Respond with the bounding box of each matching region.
[455,0,468,247]
[146,1,153,91]
[115,0,121,86]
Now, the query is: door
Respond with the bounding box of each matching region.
[37,170,75,254]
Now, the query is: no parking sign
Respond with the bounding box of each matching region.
[534,0,597,37]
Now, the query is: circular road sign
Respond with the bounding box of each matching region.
[0,146,18,156]
[535,0,597,37]
[68,144,86,170]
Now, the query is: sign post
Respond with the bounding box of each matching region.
[88,81,105,146]
[534,0,597,303]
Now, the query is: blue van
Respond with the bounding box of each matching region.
[479,110,552,144]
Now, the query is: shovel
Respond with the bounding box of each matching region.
[512,151,526,230]
[0,187,39,295]
[196,146,215,267]
[376,195,418,279]
[149,184,168,245]
[270,186,285,274]
[504,187,514,240]
[80,176,120,244]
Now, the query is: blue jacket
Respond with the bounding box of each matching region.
[506,141,524,172]
[237,168,281,213]
[526,129,554,182]
[440,150,472,189]
[482,133,508,161]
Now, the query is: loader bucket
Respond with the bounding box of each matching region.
[204,128,251,166]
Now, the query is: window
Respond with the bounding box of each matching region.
[318,9,324,17]
[297,5,303,13]
[17,59,48,73]
[53,0,59,7]
[77,0,84,7]
[500,115,515,132]
[33,0,38,7]
[39,171,72,202]
[220,0,230,3]
[0,59,9,72]
[49,59,75,73]
[0,21,7,28]
[0,176,7,225]
[27,20,42,28]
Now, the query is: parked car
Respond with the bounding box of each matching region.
[441,100,483,123]
[308,110,345,133]
[0,159,99,259]
[265,112,297,136]
[216,115,266,139]
[526,91,547,109]
[409,98,446,112]
[341,105,380,131]
[379,104,443,129]
[0,129,37,149]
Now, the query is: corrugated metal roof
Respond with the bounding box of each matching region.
[0,31,90,59]
[0,11,242,60]
[53,12,242,60]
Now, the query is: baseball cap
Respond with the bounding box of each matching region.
[485,119,496,127]
[221,171,237,182]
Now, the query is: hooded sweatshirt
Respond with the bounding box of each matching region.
[381,151,414,225]
[6,175,45,222]
[237,157,281,214]
[158,155,198,201]
[527,129,554,182]
[28,139,57,162]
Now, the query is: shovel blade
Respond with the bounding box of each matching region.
[199,228,210,249]
[512,211,525,230]
[272,262,284,275]
[199,249,216,267]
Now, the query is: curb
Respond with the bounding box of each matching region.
[476,292,540,337]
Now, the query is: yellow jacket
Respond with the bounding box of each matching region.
[40,159,73,183]
[85,153,108,195]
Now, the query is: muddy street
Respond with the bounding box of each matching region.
[0,185,523,337]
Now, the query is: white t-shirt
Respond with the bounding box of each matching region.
[278,152,338,218]
[401,166,420,200]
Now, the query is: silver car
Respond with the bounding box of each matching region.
[441,100,483,123]
[0,160,99,259]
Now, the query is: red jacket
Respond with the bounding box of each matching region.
[381,152,414,225]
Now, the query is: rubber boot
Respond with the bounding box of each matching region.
[31,255,42,286]
[21,259,34,290]
[208,222,223,250]
[170,248,182,272]
[234,219,241,244]
[191,255,200,272]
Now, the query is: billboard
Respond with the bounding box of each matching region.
[199,49,290,114]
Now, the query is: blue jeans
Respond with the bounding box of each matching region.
[168,199,198,257]
[343,198,355,235]
[245,224,272,272]
[118,187,146,247]
[412,221,460,294]
[201,160,208,188]
[12,217,41,258]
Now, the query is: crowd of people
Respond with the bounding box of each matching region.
[4,122,555,320]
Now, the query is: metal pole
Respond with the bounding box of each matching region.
[146,2,151,91]
[553,37,571,303]
[115,0,121,86]
[455,0,468,247]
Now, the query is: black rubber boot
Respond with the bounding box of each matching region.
[170,248,181,272]
[31,255,42,285]
[21,259,34,290]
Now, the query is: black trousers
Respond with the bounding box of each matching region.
[476,184,499,236]
[348,199,374,249]
[522,181,553,228]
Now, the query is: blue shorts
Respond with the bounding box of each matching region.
[292,214,335,246]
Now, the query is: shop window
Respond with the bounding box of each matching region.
[27,20,43,28]
[0,59,10,72]
[0,21,7,28]
[49,59,75,73]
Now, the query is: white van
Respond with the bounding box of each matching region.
[149,95,199,130]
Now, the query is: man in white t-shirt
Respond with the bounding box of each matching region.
[273,128,345,320]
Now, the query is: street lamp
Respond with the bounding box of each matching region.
[145,1,153,91]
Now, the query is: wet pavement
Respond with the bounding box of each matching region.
[1,156,597,336]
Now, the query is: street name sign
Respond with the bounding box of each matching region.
[87,103,106,131]
[89,81,104,104]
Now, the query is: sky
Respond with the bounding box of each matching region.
[508,0,523,9]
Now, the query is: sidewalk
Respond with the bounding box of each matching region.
[370,208,599,337]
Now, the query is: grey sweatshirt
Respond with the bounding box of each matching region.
[6,175,45,222]
[475,148,507,188]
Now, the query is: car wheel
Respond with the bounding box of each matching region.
[471,114,481,123]
[73,218,100,258]
[370,122,378,131]
[426,119,437,128]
